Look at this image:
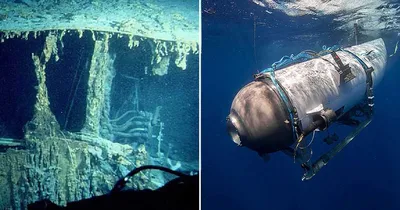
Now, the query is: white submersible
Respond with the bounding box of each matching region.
[226,38,387,180]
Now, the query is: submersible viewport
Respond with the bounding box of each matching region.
[226,38,387,181]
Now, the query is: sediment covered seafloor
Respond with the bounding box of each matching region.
[0,0,199,209]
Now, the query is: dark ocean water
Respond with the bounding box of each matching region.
[201,1,400,210]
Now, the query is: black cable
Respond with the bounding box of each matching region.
[63,47,84,130]
[111,165,192,193]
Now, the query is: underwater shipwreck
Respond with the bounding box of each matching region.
[0,0,199,208]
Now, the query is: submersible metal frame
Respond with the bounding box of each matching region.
[227,39,386,181]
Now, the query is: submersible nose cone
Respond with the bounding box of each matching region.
[227,80,294,154]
